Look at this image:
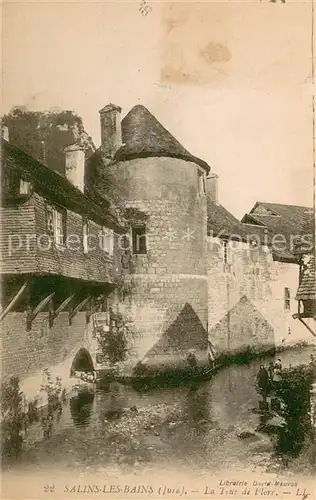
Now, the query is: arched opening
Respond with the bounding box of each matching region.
[70,348,94,375]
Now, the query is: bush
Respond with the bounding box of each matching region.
[1,377,25,458]
[40,369,63,439]
[260,364,315,458]
[98,309,128,365]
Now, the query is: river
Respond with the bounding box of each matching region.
[3,346,316,479]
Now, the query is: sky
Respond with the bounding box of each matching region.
[2,0,314,218]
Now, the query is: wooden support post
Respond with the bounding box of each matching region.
[69,296,91,326]
[50,293,75,326]
[48,297,55,328]
[299,318,316,337]
[27,292,55,331]
[0,280,29,322]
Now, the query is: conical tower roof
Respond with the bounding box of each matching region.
[116,105,210,172]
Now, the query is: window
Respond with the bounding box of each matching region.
[132,226,147,255]
[253,266,261,276]
[83,220,89,254]
[53,209,64,245]
[46,205,54,235]
[284,287,291,311]
[223,241,232,264]
[46,203,66,246]
[223,241,228,264]
[198,170,206,195]
[19,179,31,195]
[101,227,114,256]
[3,169,20,197]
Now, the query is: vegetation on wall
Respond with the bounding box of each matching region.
[97,309,129,365]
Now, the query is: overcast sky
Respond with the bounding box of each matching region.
[2,0,314,218]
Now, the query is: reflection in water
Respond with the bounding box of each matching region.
[99,382,127,423]
[185,384,210,426]
[70,391,95,427]
[5,347,315,476]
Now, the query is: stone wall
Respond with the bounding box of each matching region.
[1,311,90,400]
[207,236,311,354]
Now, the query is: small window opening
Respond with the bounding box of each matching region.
[284,287,291,311]
[198,170,206,195]
[132,226,147,255]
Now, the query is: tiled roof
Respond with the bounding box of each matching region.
[296,254,316,300]
[207,201,266,242]
[242,202,313,261]
[115,105,210,172]
[2,139,124,232]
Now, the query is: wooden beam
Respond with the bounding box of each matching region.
[298,318,316,338]
[0,280,29,322]
[69,296,91,325]
[48,297,55,328]
[50,293,76,326]
[27,292,55,331]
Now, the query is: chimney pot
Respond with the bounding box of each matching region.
[206,173,219,205]
[64,144,85,192]
[99,103,122,158]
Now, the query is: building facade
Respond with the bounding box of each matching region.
[2,103,315,387]
[86,103,315,374]
[0,138,124,399]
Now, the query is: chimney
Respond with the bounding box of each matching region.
[64,144,85,192]
[206,173,219,205]
[1,125,9,141]
[99,103,122,158]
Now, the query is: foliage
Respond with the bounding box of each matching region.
[272,364,314,456]
[254,363,315,462]
[97,309,129,365]
[40,369,63,439]
[2,107,95,174]
[1,376,25,458]
[40,368,62,407]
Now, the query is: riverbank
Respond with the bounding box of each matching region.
[108,341,315,390]
[2,345,316,479]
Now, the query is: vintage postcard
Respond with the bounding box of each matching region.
[1,0,316,498]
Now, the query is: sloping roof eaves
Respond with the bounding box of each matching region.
[242,202,314,260]
[2,139,124,233]
[296,254,316,300]
[207,202,264,242]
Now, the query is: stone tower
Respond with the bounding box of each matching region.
[88,104,210,374]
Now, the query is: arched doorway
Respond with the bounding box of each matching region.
[70,348,94,375]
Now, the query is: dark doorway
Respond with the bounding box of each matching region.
[71,348,94,374]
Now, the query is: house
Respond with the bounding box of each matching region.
[293,208,315,336]
[206,177,276,355]
[0,136,124,391]
[2,103,314,383]
[86,103,314,372]
[241,201,314,343]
